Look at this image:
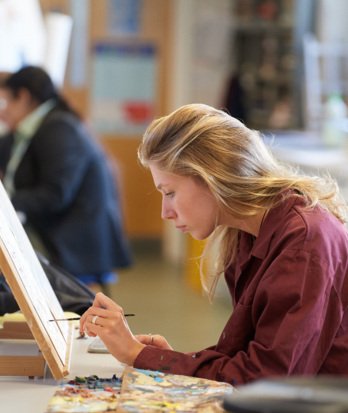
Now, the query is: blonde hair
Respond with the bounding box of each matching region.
[138,103,348,297]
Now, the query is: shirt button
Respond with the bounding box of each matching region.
[222,332,226,340]
[192,354,196,358]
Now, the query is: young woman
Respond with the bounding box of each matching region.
[0,66,132,289]
[80,103,348,384]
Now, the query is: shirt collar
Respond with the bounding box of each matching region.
[16,99,56,139]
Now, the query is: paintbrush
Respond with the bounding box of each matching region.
[49,314,135,321]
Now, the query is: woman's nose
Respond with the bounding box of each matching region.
[161,202,175,220]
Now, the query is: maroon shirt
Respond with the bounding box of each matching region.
[134,195,348,384]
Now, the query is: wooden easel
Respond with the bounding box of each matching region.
[0,182,73,379]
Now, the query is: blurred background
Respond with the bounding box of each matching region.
[1,0,348,351]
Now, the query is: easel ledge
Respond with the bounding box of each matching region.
[0,354,46,377]
[0,319,34,340]
[0,320,73,378]
[0,320,46,377]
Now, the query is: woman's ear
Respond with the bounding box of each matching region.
[17,88,39,111]
[17,88,30,103]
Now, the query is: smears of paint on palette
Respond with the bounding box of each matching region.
[118,367,234,412]
[46,374,122,413]
[46,368,234,412]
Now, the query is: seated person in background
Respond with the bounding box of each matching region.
[81,103,348,384]
[0,66,132,291]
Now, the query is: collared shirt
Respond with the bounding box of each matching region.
[3,99,56,196]
[134,194,348,384]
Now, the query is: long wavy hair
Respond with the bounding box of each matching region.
[138,103,348,297]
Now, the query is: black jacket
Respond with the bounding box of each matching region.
[0,108,132,275]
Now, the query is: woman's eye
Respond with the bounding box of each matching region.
[164,192,174,198]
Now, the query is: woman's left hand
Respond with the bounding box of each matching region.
[135,334,173,350]
[79,292,145,365]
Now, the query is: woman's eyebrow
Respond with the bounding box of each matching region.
[157,181,173,191]
[157,183,167,191]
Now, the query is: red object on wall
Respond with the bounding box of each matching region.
[123,102,153,124]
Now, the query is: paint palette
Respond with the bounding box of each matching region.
[87,337,110,354]
[118,367,234,412]
[45,367,234,412]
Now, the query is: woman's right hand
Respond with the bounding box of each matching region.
[79,292,145,365]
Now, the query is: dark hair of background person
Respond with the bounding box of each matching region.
[0,65,80,119]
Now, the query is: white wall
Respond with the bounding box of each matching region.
[0,0,45,72]
[317,0,348,42]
